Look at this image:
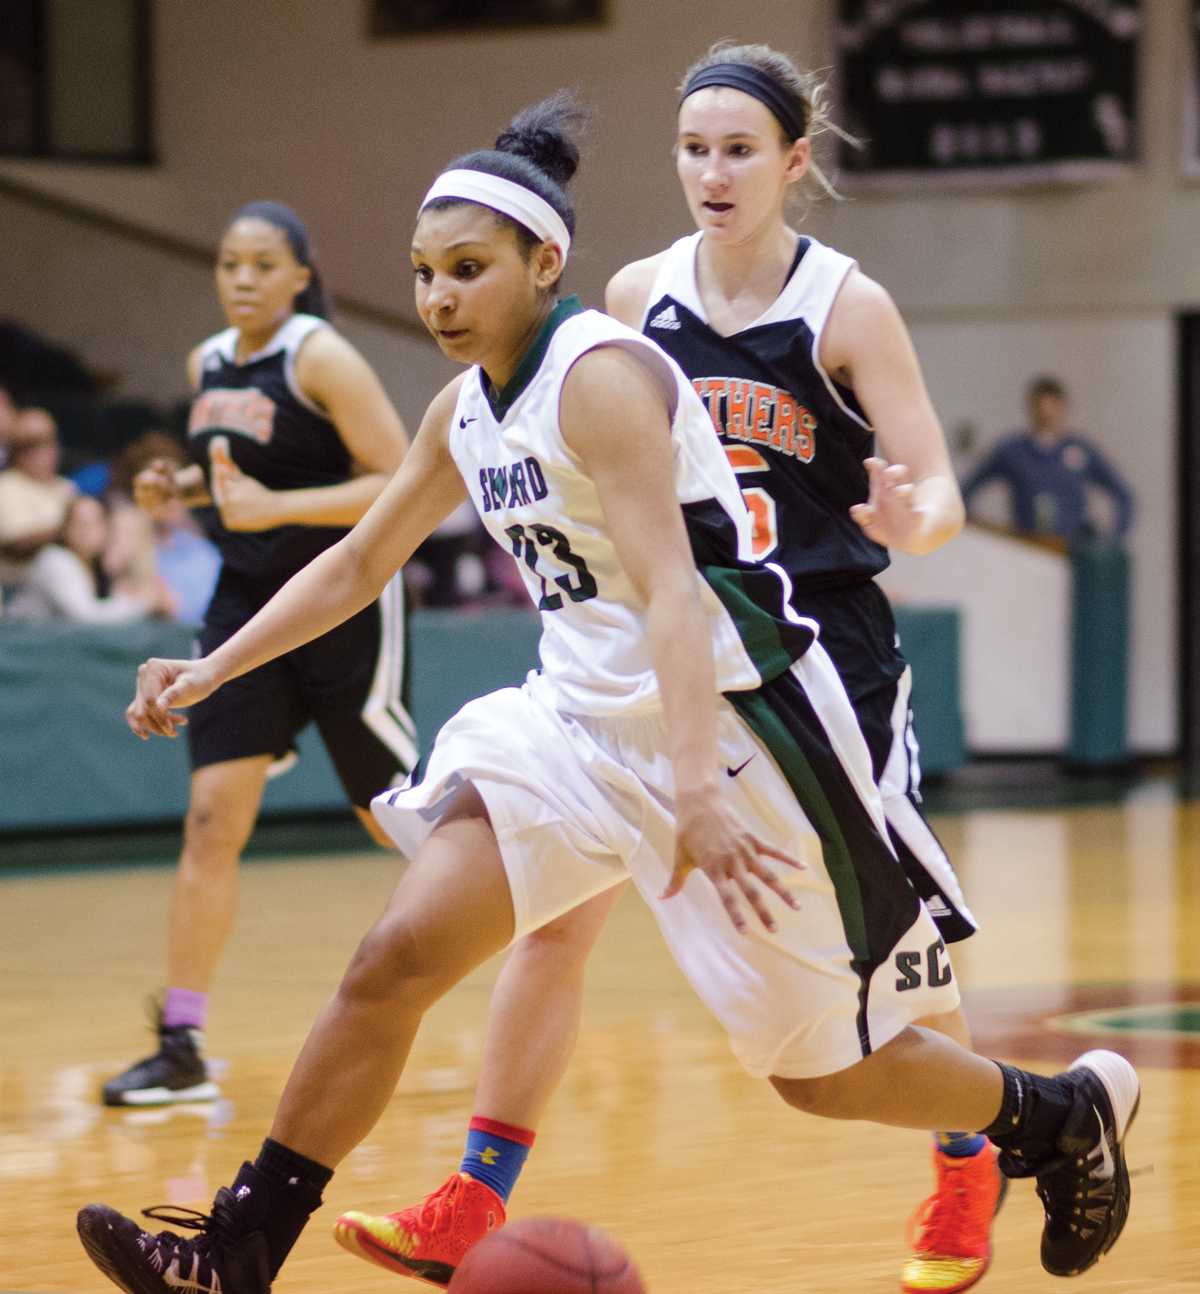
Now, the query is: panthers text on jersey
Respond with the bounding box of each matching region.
[189,314,352,582]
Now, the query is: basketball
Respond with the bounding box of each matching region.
[448,1217,646,1294]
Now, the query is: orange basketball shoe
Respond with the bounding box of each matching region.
[334,1172,505,1287]
[901,1142,1007,1294]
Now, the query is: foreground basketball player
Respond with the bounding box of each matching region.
[378,43,1004,1294]
[78,94,1138,1294]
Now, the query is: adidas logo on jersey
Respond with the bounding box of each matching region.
[648,304,681,331]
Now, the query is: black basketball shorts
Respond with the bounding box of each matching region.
[799,579,977,945]
[186,566,415,808]
[853,670,977,944]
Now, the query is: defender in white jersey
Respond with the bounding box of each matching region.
[77,96,1140,1294]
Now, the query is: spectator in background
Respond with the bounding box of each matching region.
[0,407,77,588]
[961,375,1134,542]
[106,434,168,603]
[114,431,220,624]
[4,493,166,623]
[152,494,222,624]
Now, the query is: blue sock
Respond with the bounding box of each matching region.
[936,1130,988,1158]
[459,1116,535,1204]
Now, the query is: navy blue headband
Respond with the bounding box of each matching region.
[681,63,808,141]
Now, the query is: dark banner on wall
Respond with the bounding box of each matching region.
[835,2,1141,184]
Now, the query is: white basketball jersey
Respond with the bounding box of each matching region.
[447,297,815,716]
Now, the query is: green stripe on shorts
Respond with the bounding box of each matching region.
[729,687,870,961]
[702,565,794,681]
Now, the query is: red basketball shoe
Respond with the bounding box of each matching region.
[334,1172,505,1287]
[901,1142,1006,1293]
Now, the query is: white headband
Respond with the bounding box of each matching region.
[419,168,571,261]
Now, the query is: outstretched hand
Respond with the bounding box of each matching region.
[209,436,281,532]
[126,657,222,740]
[849,457,927,549]
[663,788,803,933]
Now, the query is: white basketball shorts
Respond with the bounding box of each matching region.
[373,642,959,1079]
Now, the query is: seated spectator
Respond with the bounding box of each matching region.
[962,375,1133,542]
[4,494,167,623]
[152,498,222,623]
[115,431,220,624]
[0,407,77,588]
[107,432,180,604]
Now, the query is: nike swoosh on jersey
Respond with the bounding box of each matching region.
[726,755,756,778]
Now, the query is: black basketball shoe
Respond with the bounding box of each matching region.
[102,1005,219,1107]
[78,1187,271,1294]
[1000,1049,1140,1278]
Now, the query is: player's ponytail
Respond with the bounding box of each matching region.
[294,265,329,320]
[227,200,331,319]
[493,91,584,190]
[428,91,588,263]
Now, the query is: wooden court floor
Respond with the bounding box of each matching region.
[2,790,1198,1292]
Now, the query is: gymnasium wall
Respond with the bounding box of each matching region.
[0,185,456,415]
[0,0,1191,750]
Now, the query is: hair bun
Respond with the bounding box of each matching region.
[494,90,586,188]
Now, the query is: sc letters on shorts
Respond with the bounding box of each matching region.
[894,937,953,992]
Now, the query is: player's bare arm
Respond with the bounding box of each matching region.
[822,269,964,555]
[560,345,801,934]
[603,254,665,328]
[127,376,466,738]
[206,329,410,533]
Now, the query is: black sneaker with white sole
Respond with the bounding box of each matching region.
[1001,1049,1140,1278]
[77,1186,271,1294]
[102,1020,219,1107]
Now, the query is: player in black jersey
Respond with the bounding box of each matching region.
[101,201,414,1108]
[376,45,1131,1294]
[608,47,986,1291]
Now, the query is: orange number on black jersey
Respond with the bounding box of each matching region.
[724,446,778,559]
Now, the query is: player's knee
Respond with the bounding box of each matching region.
[512,915,596,974]
[339,917,449,1012]
[181,800,249,868]
[511,886,623,974]
[769,1070,864,1120]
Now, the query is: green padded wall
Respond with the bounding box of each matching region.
[0,606,962,833]
[1068,542,1130,766]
